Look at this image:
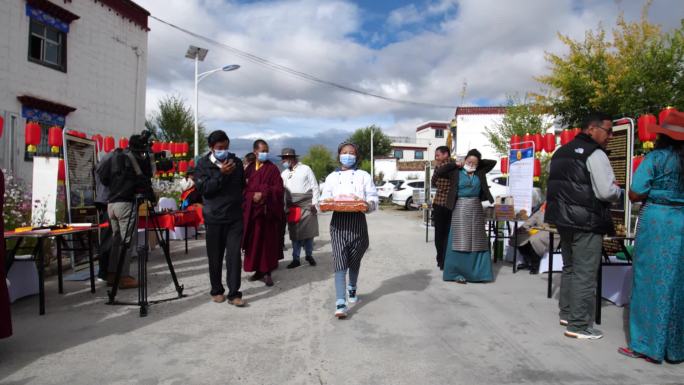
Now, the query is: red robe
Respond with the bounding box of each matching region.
[242,161,285,273]
[1,169,12,339]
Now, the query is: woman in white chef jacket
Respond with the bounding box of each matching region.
[321,142,378,319]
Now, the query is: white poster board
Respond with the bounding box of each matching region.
[508,145,534,216]
[31,156,59,227]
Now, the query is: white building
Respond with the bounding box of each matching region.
[453,107,506,161]
[0,0,149,183]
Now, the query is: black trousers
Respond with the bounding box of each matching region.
[433,204,452,269]
[205,220,243,298]
[519,243,541,270]
[95,203,112,280]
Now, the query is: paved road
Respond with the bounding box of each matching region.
[0,209,682,384]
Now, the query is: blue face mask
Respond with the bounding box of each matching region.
[340,154,356,168]
[214,149,230,161]
[282,161,291,169]
[257,152,269,162]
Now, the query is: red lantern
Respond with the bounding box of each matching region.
[152,141,162,153]
[92,134,103,151]
[48,126,63,154]
[178,160,188,175]
[0,116,4,139]
[543,133,556,153]
[572,127,581,138]
[632,155,644,173]
[189,159,195,168]
[638,114,657,150]
[500,157,509,174]
[560,129,573,145]
[25,121,42,153]
[119,137,129,149]
[181,142,189,156]
[103,136,115,153]
[510,134,521,150]
[534,158,541,177]
[57,159,65,183]
[160,142,170,152]
[659,107,676,124]
[532,133,543,153]
[523,133,532,148]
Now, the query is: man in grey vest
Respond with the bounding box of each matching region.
[545,112,622,340]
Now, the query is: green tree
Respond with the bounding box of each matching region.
[536,4,684,126]
[302,145,337,182]
[345,125,393,162]
[145,95,207,155]
[483,95,552,156]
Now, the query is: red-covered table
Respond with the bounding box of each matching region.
[138,210,200,254]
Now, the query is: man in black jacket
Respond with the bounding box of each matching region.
[194,130,246,306]
[97,134,155,289]
[546,112,622,340]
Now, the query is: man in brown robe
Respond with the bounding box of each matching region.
[242,139,285,286]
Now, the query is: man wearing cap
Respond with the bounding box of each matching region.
[279,148,320,268]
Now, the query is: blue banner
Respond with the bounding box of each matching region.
[508,147,534,165]
[22,107,66,127]
[26,4,70,33]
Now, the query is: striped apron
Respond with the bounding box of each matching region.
[451,197,489,252]
[330,212,369,272]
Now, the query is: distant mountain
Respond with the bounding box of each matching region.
[228,129,350,160]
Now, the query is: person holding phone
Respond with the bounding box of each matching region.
[194,130,246,306]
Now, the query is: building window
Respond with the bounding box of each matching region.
[415,150,424,160]
[28,19,67,72]
[435,129,444,138]
[394,149,404,159]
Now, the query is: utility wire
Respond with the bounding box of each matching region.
[149,15,459,110]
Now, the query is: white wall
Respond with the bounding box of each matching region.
[415,127,447,157]
[0,0,148,183]
[455,114,504,161]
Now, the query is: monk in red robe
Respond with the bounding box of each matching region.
[242,139,285,286]
[1,169,12,339]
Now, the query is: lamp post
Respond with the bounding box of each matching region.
[370,127,374,182]
[185,45,240,157]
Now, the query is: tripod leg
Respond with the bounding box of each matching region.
[149,207,184,297]
[138,243,148,317]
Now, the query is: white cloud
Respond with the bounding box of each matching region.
[136,0,682,147]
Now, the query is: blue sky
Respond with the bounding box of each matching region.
[137,0,683,155]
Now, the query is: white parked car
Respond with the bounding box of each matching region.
[392,180,426,209]
[376,179,404,200]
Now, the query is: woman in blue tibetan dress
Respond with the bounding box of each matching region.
[619,112,684,363]
[435,149,496,283]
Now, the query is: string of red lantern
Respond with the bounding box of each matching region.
[500,157,508,174]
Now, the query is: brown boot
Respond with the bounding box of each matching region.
[118,276,139,289]
[212,294,226,303]
[228,297,245,307]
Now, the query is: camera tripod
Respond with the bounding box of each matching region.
[106,194,185,317]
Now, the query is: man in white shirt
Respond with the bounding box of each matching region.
[279,148,320,268]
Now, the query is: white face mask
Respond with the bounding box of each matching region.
[180,178,194,191]
[464,164,477,173]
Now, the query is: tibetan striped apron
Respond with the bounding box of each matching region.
[451,197,489,252]
[330,212,369,272]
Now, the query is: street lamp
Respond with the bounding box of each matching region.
[185,45,240,157]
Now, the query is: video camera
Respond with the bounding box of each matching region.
[130,130,174,173]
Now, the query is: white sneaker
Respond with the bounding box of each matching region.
[348,286,358,304]
[334,303,348,318]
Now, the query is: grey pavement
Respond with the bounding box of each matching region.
[0,209,682,385]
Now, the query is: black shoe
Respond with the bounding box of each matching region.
[287,260,301,269]
[263,274,274,287]
[517,263,530,270]
[305,256,317,266]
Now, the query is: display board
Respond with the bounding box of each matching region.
[508,143,535,217]
[31,157,59,227]
[63,133,98,224]
[603,118,634,253]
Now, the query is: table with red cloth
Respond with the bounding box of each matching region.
[137,210,201,254]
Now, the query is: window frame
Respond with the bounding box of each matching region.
[393,149,404,159]
[414,150,424,160]
[28,18,67,72]
[435,129,444,138]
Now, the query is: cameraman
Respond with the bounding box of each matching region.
[194,130,246,306]
[97,134,154,289]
